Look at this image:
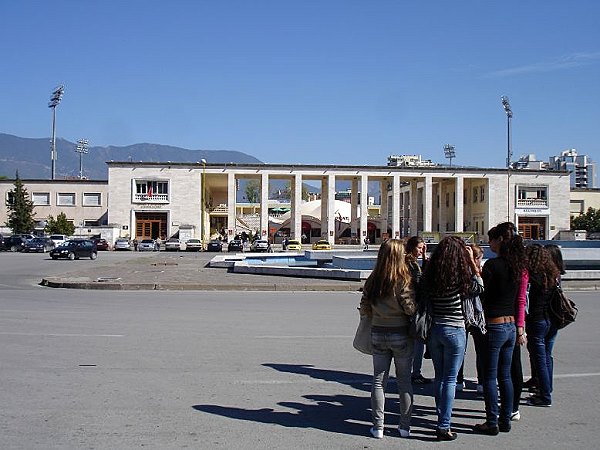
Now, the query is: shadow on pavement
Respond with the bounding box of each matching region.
[193,363,484,439]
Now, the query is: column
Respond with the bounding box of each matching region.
[409,180,418,235]
[260,173,269,238]
[423,175,433,232]
[351,178,358,240]
[292,173,302,240]
[455,175,464,232]
[326,174,336,242]
[392,174,401,238]
[227,172,236,237]
[379,179,388,241]
[360,175,368,241]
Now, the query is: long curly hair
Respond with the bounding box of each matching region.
[421,236,473,297]
[487,222,527,280]
[527,244,560,290]
[544,244,566,275]
[363,239,411,303]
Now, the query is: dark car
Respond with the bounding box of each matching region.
[50,239,98,260]
[92,238,110,251]
[3,235,29,252]
[227,239,244,252]
[206,239,223,252]
[23,237,55,253]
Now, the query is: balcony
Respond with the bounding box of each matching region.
[133,193,169,203]
[516,198,548,208]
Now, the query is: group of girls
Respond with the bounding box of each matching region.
[359,222,563,440]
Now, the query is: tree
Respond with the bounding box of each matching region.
[6,172,36,234]
[571,207,600,233]
[245,180,260,203]
[44,212,76,236]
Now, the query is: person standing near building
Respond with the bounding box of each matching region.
[475,222,527,435]
[422,236,484,441]
[359,239,416,439]
[405,236,432,385]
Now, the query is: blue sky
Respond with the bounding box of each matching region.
[2,0,599,168]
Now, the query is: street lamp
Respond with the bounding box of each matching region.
[501,95,513,220]
[443,144,456,167]
[75,138,89,179]
[48,85,65,180]
[201,158,207,250]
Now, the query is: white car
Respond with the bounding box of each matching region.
[49,234,68,247]
[138,239,159,251]
[164,238,181,251]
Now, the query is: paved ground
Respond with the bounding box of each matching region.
[40,251,364,291]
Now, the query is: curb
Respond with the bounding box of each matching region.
[40,278,361,291]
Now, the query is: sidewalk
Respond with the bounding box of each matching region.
[40,252,363,291]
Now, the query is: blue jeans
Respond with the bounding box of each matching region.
[482,323,516,426]
[412,339,425,376]
[526,318,558,404]
[371,330,414,431]
[427,324,466,430]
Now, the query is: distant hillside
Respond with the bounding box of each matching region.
[0,133,262,180]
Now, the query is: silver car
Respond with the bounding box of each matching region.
[138,239,159,251]
[114,238,132,251]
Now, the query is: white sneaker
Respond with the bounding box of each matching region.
[398,427,410,438]
[510,411,521,421]
[477,384,484,394]
[370,427,383,439]
[456,382,465,391]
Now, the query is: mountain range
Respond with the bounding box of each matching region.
[0,133,262,180]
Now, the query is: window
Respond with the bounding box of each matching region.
[136,181,169,195]
[480,186,485,202]
[83,193,101,206]
[83,220,100,226]
[445,192,450,207]
[32,192,50,206]
[57,193,76,206]
[473,187,478,203]
[6,191,14,206]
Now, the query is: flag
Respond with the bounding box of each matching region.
[147,181,153,198]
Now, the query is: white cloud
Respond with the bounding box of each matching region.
[487,52,600,77]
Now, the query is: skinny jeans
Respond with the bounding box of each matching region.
[371,330,414,432]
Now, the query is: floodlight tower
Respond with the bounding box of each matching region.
[75,139,89,179]
[501,95,513,220]
[443,144,456,167]
[48,85,65,180]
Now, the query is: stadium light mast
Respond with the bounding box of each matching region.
[75,138,89,179]
[443,144,456,167]
[48,85,65,180]
[501,95,513,221]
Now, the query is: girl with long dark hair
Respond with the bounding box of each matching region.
[422,236,484,441]
[475,222,527,435]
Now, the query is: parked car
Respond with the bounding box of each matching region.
[138,239,159,251]
[92,238,110,251]
[206,239,223,252]
[184,239,203,252]
[312,240,332,250]
[49,234,68,247]
[250,239,272,253]
[286,239,302,251]
[50,239,97,260]
[23,237,55,253]
[227,239,244,252]
[3,235,29,252]
[164,238,182,251]
[114,238,133,251]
